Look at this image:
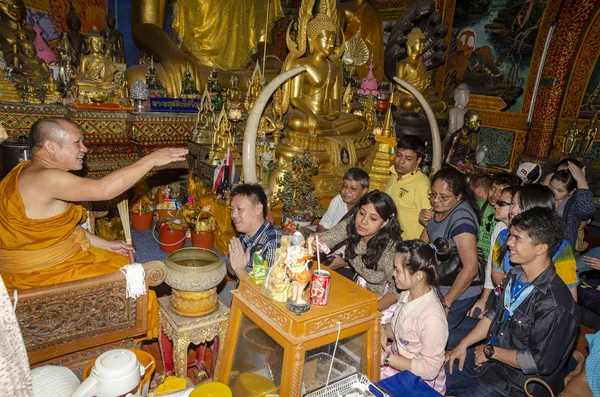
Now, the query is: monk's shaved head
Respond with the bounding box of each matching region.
[29,118,74,153]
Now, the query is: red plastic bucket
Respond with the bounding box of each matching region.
[154,227,187,253]
[131,211,153,231]
[191,230,215,249]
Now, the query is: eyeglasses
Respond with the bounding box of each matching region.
[495,200,511,207]
[428,191,454,202]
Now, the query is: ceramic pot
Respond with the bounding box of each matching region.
[164,248,226,316]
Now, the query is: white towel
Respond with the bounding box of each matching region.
[119,263,147,299]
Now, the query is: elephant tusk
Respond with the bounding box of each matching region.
[243,66,307,183]
[392,76,442,174]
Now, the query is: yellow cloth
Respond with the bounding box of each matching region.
[171,0,283,71]
[198,196,236,255]
[385,167,431,240]
[0,162,158,339]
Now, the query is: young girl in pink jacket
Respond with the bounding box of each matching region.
[381,239,450,395]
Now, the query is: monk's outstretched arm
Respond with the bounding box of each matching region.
[42,148,188,202]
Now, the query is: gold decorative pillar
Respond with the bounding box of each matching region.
[523,0,599,160]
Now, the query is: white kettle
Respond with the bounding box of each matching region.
[70,349,143,397]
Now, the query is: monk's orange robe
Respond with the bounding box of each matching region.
[0,162,157,338]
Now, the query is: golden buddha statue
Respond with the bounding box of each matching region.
[76,30,118,103]
[245,64,262,111]
[394,28,446,113]
[0,0,34,59]
[21,77,41,104]
[126,0,282,97]
[562,121,579,155]
[58,34,76,90]
[44,74,61,104]
[209,106,241,165]
[12,39,49,87]
[342,83,353,113]
[579,113,598,155]
[0,49,18,102]
[337,0,384,81]
[269,0,371,197]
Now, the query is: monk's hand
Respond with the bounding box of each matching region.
[103,240,135,262]
[228,238,249,274]
[146,148,189,168]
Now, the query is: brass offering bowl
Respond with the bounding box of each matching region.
[164,248,226,316]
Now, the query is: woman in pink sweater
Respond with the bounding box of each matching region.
[381,239,450,395]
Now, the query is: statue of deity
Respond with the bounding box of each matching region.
[12,39,49,87]
[394,27,446,113]
[270,0,371,196]
[262,236,292,302]
[58,34,76,90]
[207,67,221,94]
[443,109,481,169]
[284,0,364,135]
[180,70,199,98]
[261,142,276,182]
[100,13,126,64]
[0,0,34,59]
[76,30,118,102]
[342,83,353,113]
[337,0,384,81]
[448,83,470,134]
[65,4,86,65]
[21,77,41,103]
[248,245,269,285]
[226,75,242,103]
[284,232,312,308]
[44,75,61,103]
[579,113,598,155]
[0,49,20,102]
[563,121,579,155]
[145,56,167,97]
[245,64,263,111]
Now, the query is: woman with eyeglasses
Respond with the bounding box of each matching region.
[419,168,481,348]
[309,190,403,321]
[466,186,518,320]
[490,184,578,301]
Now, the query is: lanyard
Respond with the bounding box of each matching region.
[503,274,534,318]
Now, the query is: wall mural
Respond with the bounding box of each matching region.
[444,0,547,113]
[579,56,600,119]
[478,127,515,166]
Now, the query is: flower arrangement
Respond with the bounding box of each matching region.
[278,151,324,222]
[180,200,217,233]
[455,160,486,175]
[130,179,154,214]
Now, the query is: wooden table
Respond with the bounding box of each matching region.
[158,296,229,380]
[217,268,382,396]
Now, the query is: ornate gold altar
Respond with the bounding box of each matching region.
[217,268,382,396]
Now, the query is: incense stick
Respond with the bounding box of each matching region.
[316,235,321,272]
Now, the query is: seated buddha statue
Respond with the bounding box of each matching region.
[12,39,49,88]
[394,28,446,113]
[0,0,34,59]
[443,109,481,169]
[286,2,364,135]
[0,50,19,102]
[76,30,118,102]
[44,75,61,104]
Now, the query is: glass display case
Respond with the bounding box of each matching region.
[218,268,382,396]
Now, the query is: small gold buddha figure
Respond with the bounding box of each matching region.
[342,83,353,113]
[58,34,76,89]
[245,65,262,111]
[443,109,481,168]
[394,27,446,113]
[12,39,49,87]
[77,30,118,103]
[226,74,242,103]
[21,77,41,104]
[0,49,19,102]
[44,74,61,103]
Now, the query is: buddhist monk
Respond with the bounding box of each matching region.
[0,118,187,337]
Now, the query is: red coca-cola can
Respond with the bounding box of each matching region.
[310,270,331,306]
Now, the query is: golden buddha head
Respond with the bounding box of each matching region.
[17,40,35,58]
[464,109,481,132]
[406,27,425,57]
[306,5,337,55]
[86,31,105,55]
[0,0,25,24]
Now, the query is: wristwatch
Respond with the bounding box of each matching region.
[483,344,495,360]
[383,352,391,366]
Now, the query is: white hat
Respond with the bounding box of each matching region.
[516,162,542,184]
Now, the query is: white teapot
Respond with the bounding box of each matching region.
[70,349,143,397]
